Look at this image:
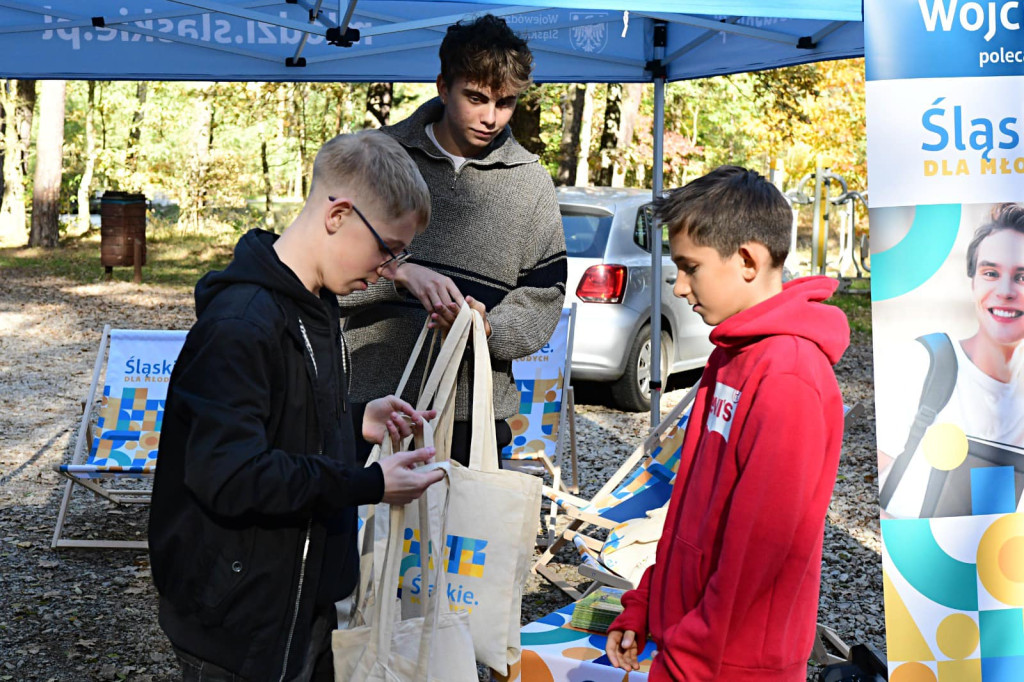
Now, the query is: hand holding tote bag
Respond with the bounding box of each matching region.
[397,306,543,674]
[333,424,477,682]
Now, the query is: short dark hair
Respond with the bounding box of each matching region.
[966,203,1024,277]
[655,165,792,267]
[439,14,533,94]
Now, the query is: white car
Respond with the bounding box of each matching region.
[560,187,713,411]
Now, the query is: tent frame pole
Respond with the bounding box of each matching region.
[650,20,667,429]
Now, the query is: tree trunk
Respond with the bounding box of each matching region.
[556,84,587,186]
[15,80,35,177]
[365,82,392,128]
[335,84,356,135]
[509,88,543,156]
[595,84,622,187]
[611,84,643,188]
[124,81,148,183]
[294,84,309,198]
[0,85,5,210]
[29,80,66,248]
[77,81,97,232]
[181,98,211,232]
[575,84,595,188]
[0,80,35,241]
[261,137,274,229]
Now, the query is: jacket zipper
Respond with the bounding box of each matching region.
[280,318,319,682]
[279,520,312,682]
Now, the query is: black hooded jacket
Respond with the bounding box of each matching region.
[149,229,385,681]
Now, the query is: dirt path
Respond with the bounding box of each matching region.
[0,267,882,680]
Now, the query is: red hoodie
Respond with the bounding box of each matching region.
[610,276,850,681]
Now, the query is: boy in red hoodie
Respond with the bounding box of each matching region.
[605,166,849,681]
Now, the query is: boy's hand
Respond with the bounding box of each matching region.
[378,448,445,505]
[464,296,491,337]
[394,263,464,330]
[606,629,640,671]
[362,396,436,447]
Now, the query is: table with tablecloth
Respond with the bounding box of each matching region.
[493,601,658,681]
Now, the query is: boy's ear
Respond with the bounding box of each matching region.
[436,75,448,105]
[736,241,773,283]
[325,197,353,235]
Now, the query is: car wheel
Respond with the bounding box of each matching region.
[611,324,671,412]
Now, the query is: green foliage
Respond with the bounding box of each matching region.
[826,289,872,336]
[0,218,237,289]
[24,61,865,238]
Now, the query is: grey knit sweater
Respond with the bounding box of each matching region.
[338,98,567,421]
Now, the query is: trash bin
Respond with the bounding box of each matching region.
[100,191,146,277]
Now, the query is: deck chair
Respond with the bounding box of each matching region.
[501,304,579,495]
[532,381,698,597]
[52,326,186,549]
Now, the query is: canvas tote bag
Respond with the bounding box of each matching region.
[333,427,477,682]
[351,310,472,619]
[393,306,543,674]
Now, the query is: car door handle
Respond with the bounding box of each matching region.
[665,275,677,284]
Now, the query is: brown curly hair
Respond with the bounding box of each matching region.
[966,203,1024,277]
[439,14,533,94]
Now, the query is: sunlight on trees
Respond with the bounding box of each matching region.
[0,59,865,242]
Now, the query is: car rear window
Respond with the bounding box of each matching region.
[561,211,613,258]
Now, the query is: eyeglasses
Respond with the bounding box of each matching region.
[329,196,411,270]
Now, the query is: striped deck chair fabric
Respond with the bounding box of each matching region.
[534,389,696,599]
[542,407,689,525]
[52,327,186,549]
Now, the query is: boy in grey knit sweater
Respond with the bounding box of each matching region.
[340,14,567,467]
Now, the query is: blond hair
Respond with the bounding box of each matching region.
[310,130,430,228]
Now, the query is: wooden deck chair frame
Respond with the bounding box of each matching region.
[504,303,580,496]
[52,325,181,550]
[533,380,700,596]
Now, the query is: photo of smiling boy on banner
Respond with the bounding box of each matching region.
[873,202,1024,519]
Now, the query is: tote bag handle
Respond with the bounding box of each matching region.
[468,308,500,473]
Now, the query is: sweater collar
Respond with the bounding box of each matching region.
[384,97,537,168]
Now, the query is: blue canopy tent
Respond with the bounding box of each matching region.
[0,0,864,422]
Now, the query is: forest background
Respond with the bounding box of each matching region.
[0,58,864,248]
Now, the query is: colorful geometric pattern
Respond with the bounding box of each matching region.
[89,385,164,469]
[502,600,655,681]
[401,527,435,569]
[503,309,570,462]
[60,329,186,480]
[872,204,962,302]
[445,535,487,578]
[882,513,1024,680]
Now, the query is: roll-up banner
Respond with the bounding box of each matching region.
[867,1,1024,677]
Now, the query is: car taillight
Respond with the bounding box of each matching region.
[576,264,627,303]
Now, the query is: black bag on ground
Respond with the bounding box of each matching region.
[817,644,887,682]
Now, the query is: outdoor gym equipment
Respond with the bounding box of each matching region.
[785,167,870,284]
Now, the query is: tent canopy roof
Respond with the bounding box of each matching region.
[0,1,863,83]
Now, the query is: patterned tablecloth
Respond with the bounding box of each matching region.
[494,602,657,681]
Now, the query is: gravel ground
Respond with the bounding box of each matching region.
[0,267,882,681]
